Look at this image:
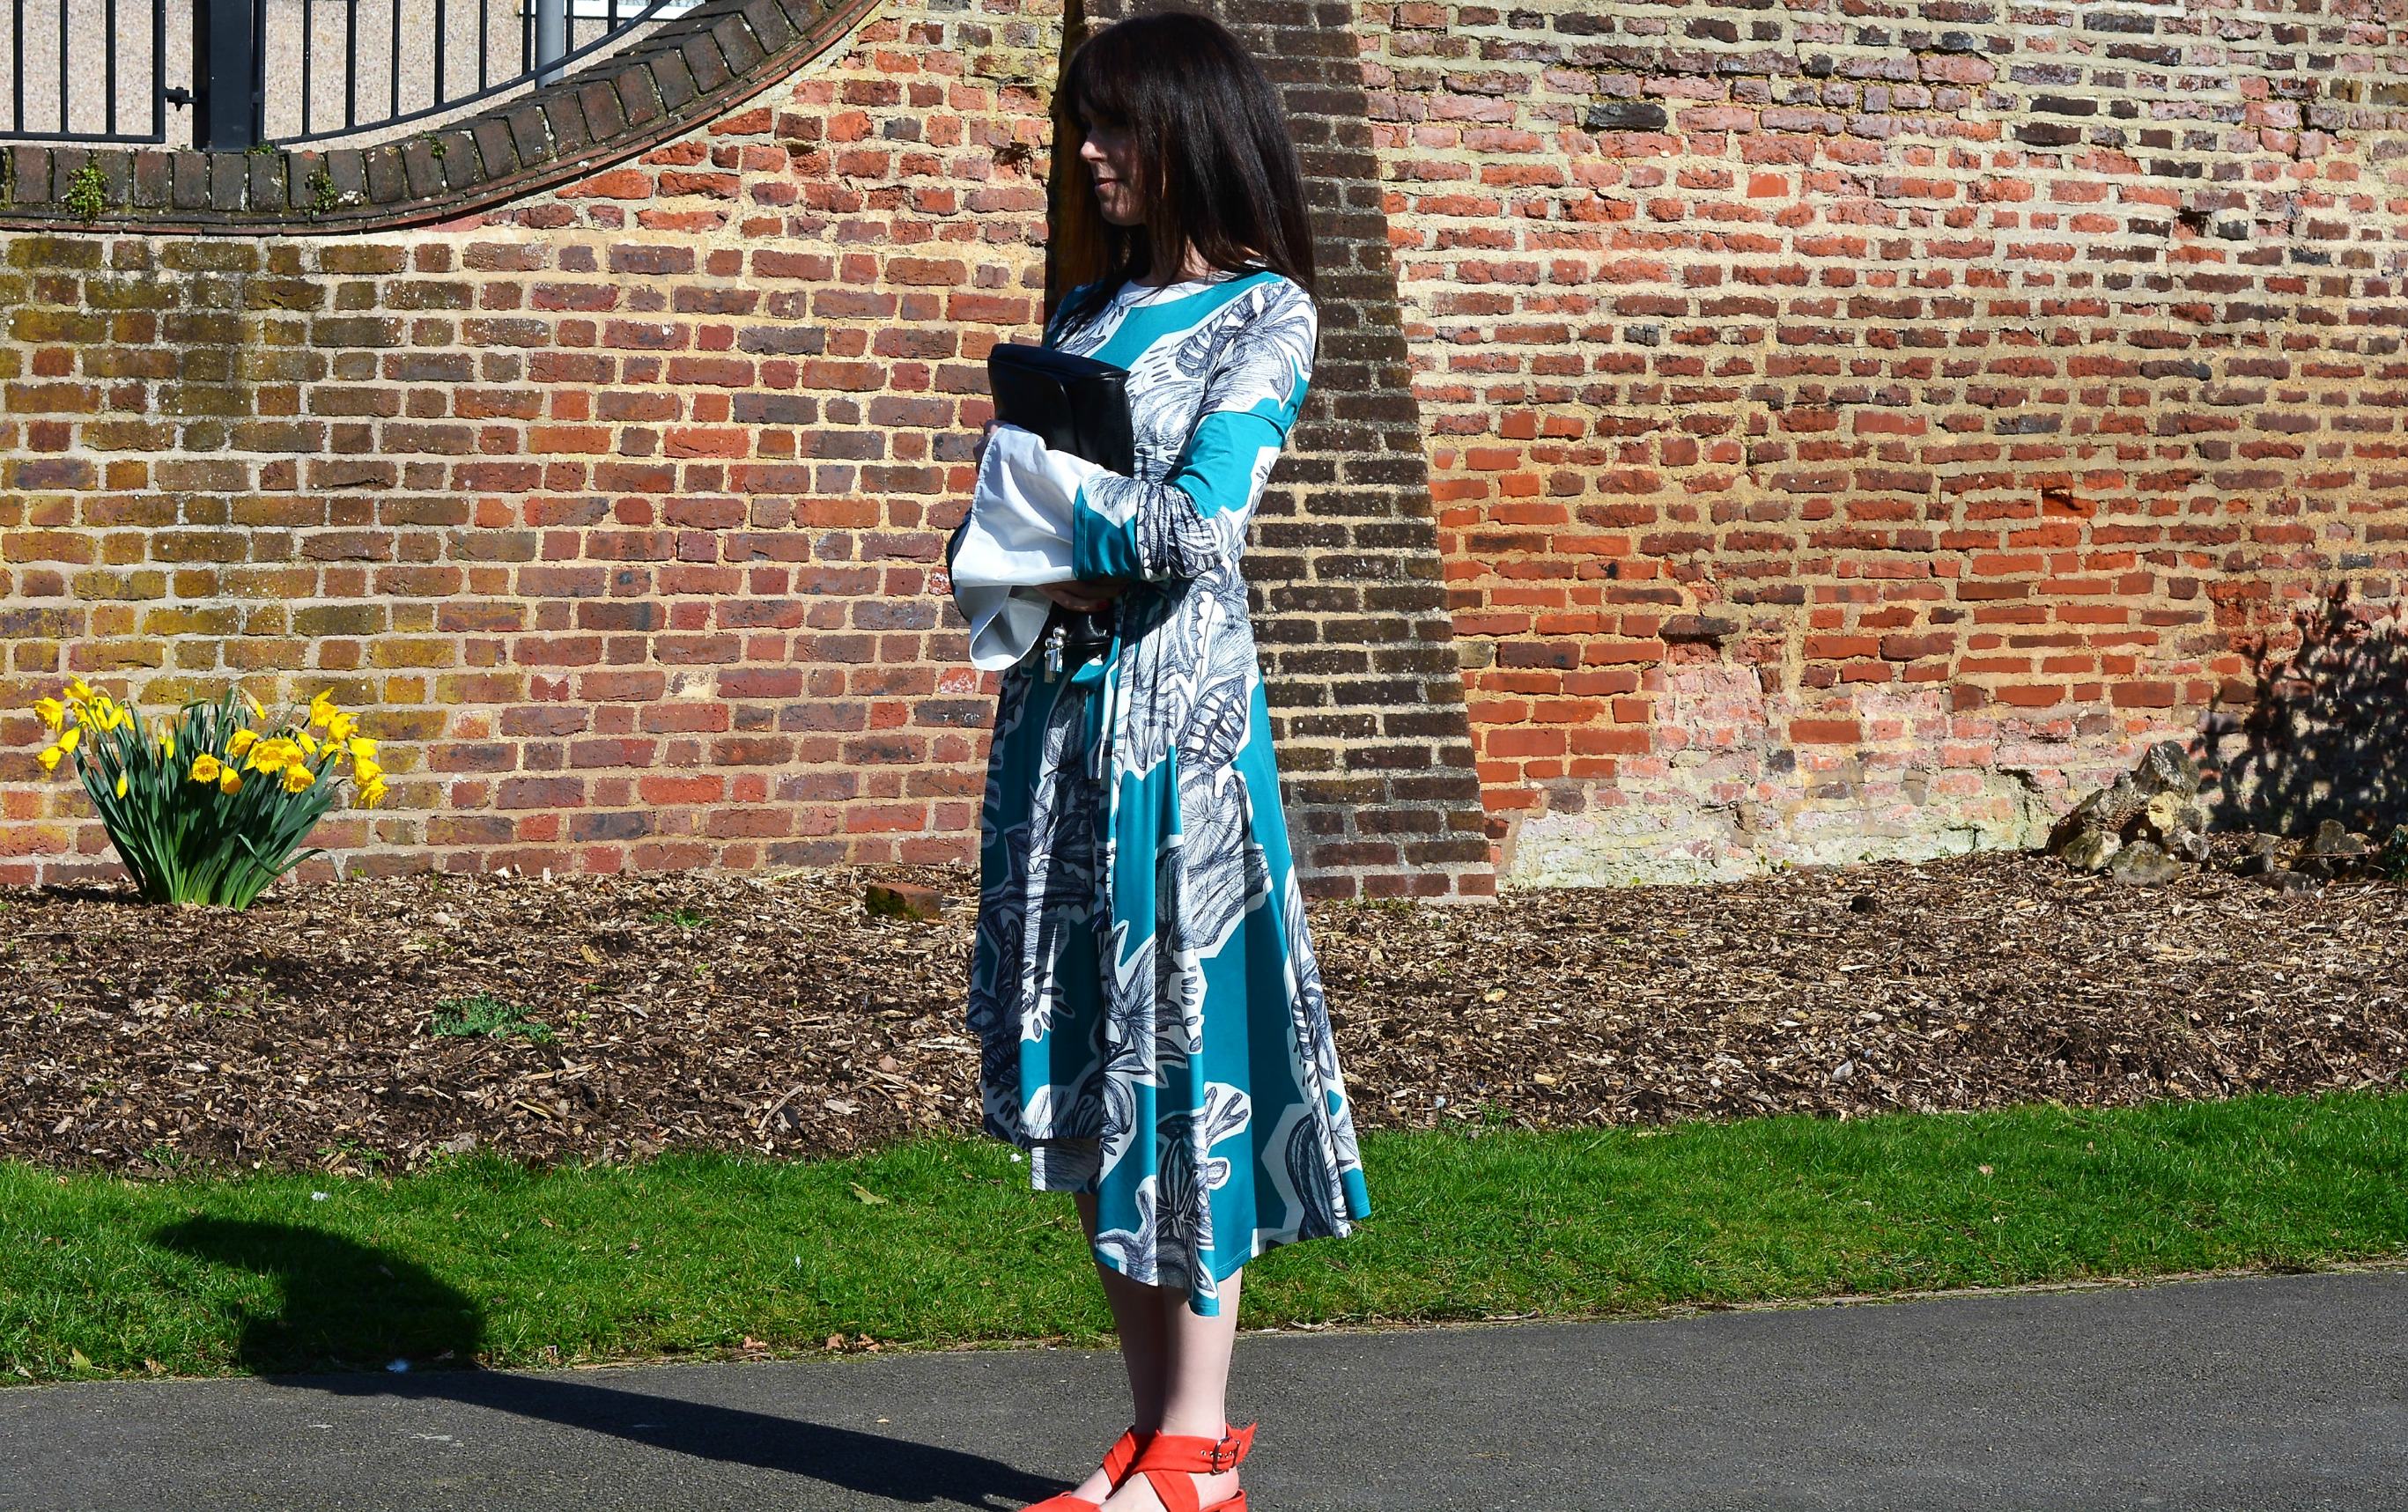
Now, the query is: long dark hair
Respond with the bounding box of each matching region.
[1045,11,1317,340]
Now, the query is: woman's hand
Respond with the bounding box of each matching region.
[972,417,1000,467]
[1040,579,1126,614]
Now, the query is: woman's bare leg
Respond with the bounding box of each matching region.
[1100,1265,1245,1512]
[1064,1191,1171,1502]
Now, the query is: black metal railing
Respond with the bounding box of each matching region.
[0,0,691,151]
[259,0,694,147]
[3,0,173,144]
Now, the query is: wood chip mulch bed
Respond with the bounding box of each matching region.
[4,851,2404,1176]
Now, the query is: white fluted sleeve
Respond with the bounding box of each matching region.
[948,425,1101,670]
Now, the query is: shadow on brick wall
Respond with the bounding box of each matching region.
[2202,588,2408,837]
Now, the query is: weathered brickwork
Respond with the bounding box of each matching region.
[0,0,1496,899]
[0,3,1067,882]
[1086,0,1496,898]
[8,0,2404,895]
[1360,0,2408,882]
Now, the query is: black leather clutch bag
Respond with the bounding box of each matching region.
[987,343,1135,476]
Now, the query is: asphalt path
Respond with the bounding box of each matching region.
[2,1270,2402,1511]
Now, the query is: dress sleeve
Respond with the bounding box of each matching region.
[1001,277,1317,585]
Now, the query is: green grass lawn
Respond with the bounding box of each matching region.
[6,1089,2404,1383]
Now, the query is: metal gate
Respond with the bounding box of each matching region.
[0,0,693,150]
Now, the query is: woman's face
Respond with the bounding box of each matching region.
[1076,110,1142,227]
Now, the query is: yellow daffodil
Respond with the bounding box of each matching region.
[347,735,378,764]
[242,689,263,719]
[307,692,338,730]
[56,726,79,756]
[32,697,64,733]
[188,754,224,785]
[245,738,293,775]
[294,730,320,758]
[155,719,175,758]
[359,776,388,808]
[66,677,93,705]
[35,744,63,773]
[324,712,358,743]
[353,756,383,786]
[103,702,131,734]
[226,727,258,759]
[114,771,129,799]
[218,766,242,796]
[281,763,316,794]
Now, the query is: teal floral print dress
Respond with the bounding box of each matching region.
[962,268,1372,1317]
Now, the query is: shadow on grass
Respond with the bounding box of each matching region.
[151,1217,1063,1508]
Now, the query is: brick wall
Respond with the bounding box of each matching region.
[0,0,1496,899]
[1,1,1067,881]
[1361,0,2408,883]
[1083,0,1496,899]
[6,0,2404,895]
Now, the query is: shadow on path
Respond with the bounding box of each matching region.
[151,1218,1060,1509]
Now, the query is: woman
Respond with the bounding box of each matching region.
[960,11,1373,1512]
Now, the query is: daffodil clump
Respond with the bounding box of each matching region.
[28,682,386,908]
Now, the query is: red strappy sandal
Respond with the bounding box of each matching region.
[1023,1426,1151,1511]
[1123,1422,1257,1512]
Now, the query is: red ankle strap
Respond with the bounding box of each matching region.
[1132,1421,1256,1476]
[1101,1427,1148,1482]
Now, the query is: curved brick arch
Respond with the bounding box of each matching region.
[0,0,876,237]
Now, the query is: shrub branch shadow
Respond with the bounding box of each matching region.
[2201,588,2408,837]
[151,1217,1063,1508]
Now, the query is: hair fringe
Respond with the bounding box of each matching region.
[1045,11,1317,343]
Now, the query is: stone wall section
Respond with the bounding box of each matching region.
[1357,0,2408,883]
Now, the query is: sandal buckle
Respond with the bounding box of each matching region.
[1207,1437,1241,1473]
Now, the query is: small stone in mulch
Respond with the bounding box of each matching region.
[865,881,945,921]
[2236,834,2286,877]
[2134,741,2200,795]
[2109,840,2183,888]
[2256,869,2321,897]
[2059,827,2119,874]
[2308,819,2369,859]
